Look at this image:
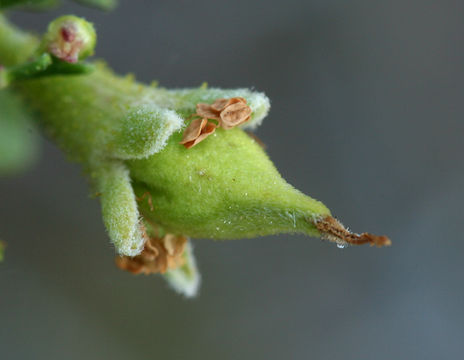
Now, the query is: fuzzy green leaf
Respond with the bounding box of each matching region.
[113,103,183,160]
[96,161,145,256]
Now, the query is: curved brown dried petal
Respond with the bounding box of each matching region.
[211,97,247,112]
[115,234,188,275]
[180,118,216,149]
[163,234,188,269]
[219,102,252,129]
[180,118,205,144]
[189,97,252,133]
[196,103,220,119]
[210,98,230,112]
[231,97,247,104]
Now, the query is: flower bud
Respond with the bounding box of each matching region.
[42,15,96,63]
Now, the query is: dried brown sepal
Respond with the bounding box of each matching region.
[163,234,187,269]
[196,103,220,120]
[315,216,391,247]
[219,101,252,129]
[194,97,252,129]
[181,97,253,149]
[180,118,217,149]
[210,97,246,112]
[115,234,188,274]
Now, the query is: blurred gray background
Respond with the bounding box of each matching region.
[1,0,463,359]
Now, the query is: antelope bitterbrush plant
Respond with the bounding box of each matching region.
[0,0,390,297]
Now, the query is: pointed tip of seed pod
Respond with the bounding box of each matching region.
[360,232,392,247]
[315,216,391,248]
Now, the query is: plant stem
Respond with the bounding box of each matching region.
[0,14,39,66]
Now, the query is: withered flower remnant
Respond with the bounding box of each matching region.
[180,118,217,149]
[196,97,252,129]
[180,97,253,148]
[116,233,188,275]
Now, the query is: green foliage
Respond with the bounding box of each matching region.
[73,0,117,11]
[1,53,52,88]
[96,161,145,256]
[113,104,184,160]
[0,90,39,175]
[0,241,4,262]
[0,0,116,11]
[0,0,59,11]
[1,54,95,89]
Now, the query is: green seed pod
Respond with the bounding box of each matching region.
[1,14,390,296]
[14,63,329,237]
[128,128,329,240]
